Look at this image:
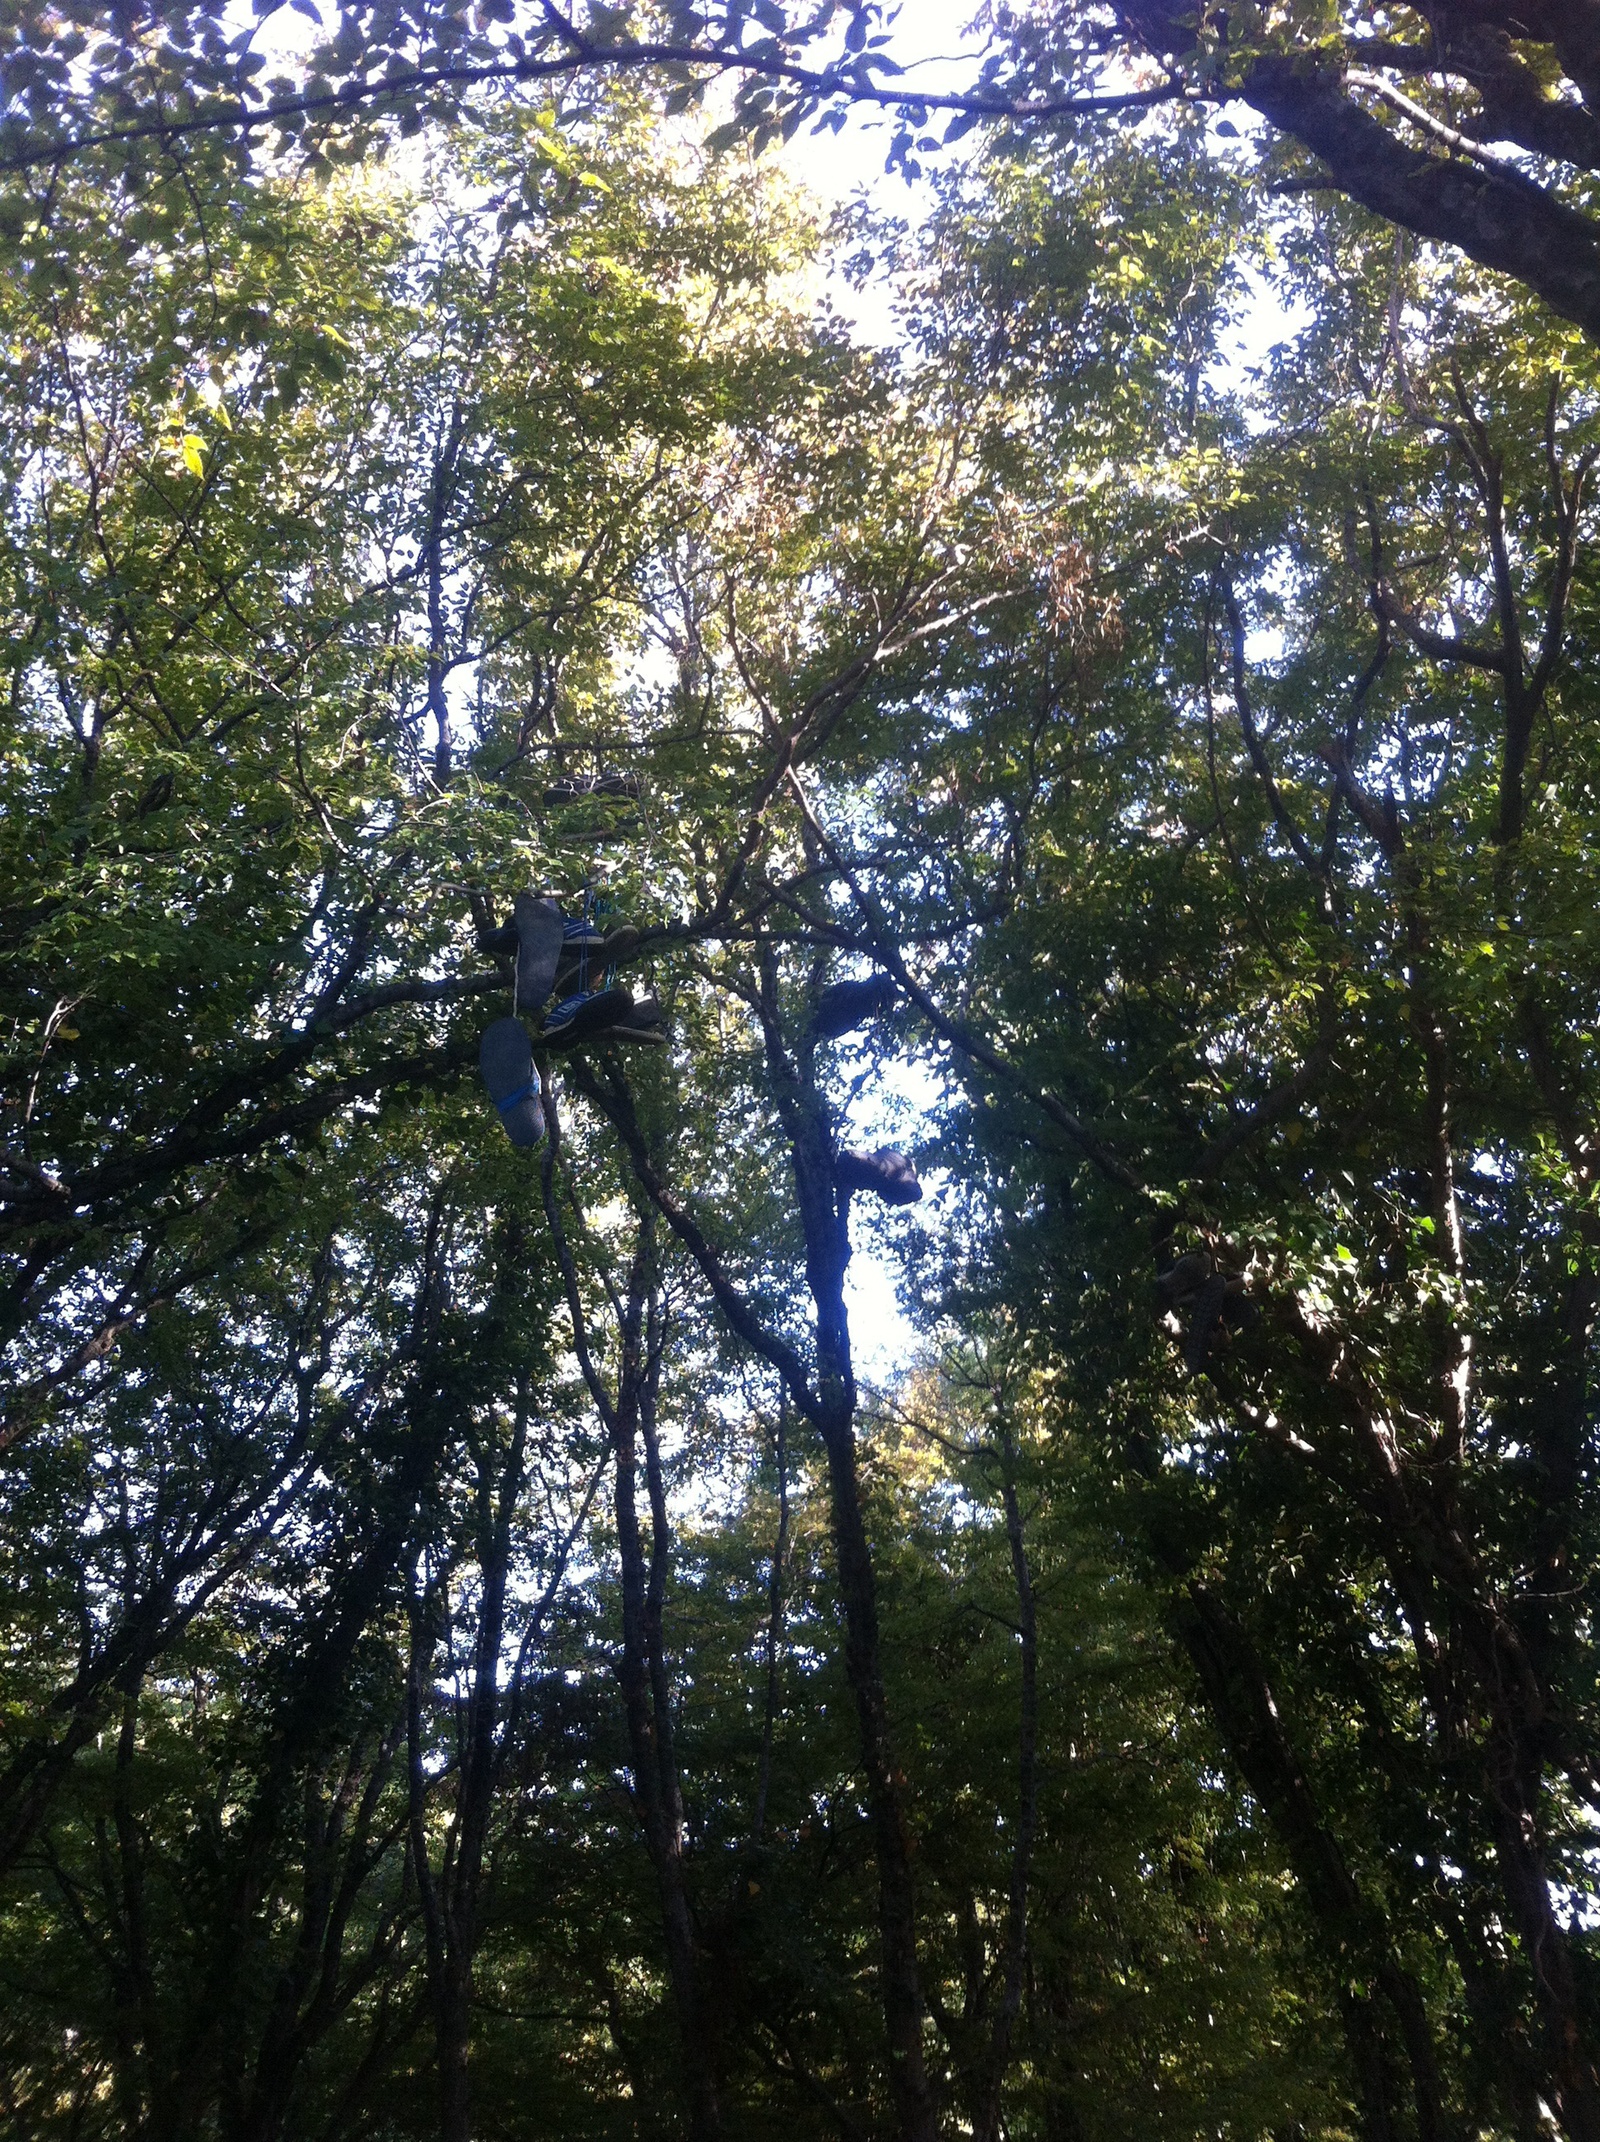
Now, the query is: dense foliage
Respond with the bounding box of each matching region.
[6,3,1598,346]
[6,30,1600,2142]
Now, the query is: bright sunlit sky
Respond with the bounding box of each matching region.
[773,1,993,220]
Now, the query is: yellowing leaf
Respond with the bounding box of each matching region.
[181,432,206,477]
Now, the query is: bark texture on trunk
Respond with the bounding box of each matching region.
[404,1216,546,2142]
[752,1399,790,1847]
[611,1242,723,2142]
[1118,2,1600,346]
[755,949,940,2142]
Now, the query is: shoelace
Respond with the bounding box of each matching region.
[494,1078,541,1115]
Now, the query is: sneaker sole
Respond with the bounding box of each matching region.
[479,1018,545,1147]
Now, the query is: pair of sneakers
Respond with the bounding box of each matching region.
[501,891,658,1049]
[476,896,570,1145]
[477,893,640,1012]
[478,892,664,1147]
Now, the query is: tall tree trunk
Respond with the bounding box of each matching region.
[972,1418,1039,2142]
[570,995,941,2142]
[441,1378,532,2142]
[752,1398,790,1847]
[756,949,939,2142]
[541,1121,721,2139]
[817,1403,937,2142]
[609,1237,722,2142]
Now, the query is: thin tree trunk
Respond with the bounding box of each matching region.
[405,1585,451,2132]
[541,1124,721,2140]
[568,1008,941,2142]
[755,945,940,2142]
[972,1418,1039,2142]
[608,1239,722,2141]
[1175,1581,1443,2142]
[818,1407,937,2141]
[753,1398,790,1847]
[439,1380,532,2142]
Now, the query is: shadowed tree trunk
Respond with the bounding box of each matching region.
[567,944,943,2142]
[971,1412,1039,2142]
[541,1116,723,2142]
[752,1397,790,1849]
[409,1368,532,2142]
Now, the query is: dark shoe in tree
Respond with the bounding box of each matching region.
[479,1017,546,1149]
[1157,1251,1253,1372]
[1181,1273,1231,1374]
[836,1146,922,1205]
[513,892,565,1012]
[541,986,634,1050]
[592,992,667,1046]
[814,973,898,1040]
[1155,1251,1211,1310]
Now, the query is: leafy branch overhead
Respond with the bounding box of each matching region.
[8,3,1600,340]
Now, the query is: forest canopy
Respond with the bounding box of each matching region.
[5,9,1600,2142]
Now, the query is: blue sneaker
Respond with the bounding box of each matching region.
[554,921,641,994]
[542,987,632,1049]
[561,915,609,948]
